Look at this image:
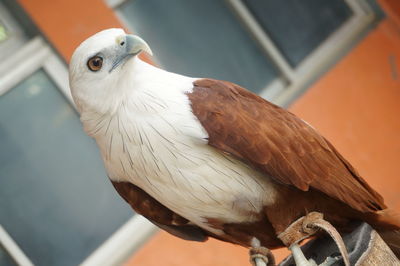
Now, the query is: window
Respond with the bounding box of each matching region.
[110,0,379,105]
[117,0,279,94]
[242,0,353,67]
[0,2,155,265]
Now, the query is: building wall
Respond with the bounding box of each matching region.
[16,0,400,265]
[17,0,121,61]
[381,0,400,22]
[16,0,152,64]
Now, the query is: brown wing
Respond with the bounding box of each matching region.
[111,181,208,242]
[187,79,385,213]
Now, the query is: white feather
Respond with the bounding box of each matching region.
[70,29,278,235]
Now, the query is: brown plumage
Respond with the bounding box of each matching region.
[112,78,400,256]
[188,79,384,213]
[111,181,208,242]
[187,79,400,253]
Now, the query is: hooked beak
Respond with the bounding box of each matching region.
[109,34,153,73]
[125,35,153,56]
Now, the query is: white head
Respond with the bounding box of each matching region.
[69,28,152,113]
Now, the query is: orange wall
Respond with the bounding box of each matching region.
[17,0,122,61]
[381,0,400,18]
[17,1,400,265]
[290,19,400,212]
[17,0,152,63]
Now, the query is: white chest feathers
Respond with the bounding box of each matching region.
[79,64,277,233]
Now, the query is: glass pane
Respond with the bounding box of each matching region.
[243,0,353,66]
[0,70,132,265]
[0,246,16,266]
[119,0,279,93]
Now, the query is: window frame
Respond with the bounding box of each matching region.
[0,225,33,266]
[226,0,376,106]
[107,0,377,106]
[0,33,156,266]
[0,2,27,60]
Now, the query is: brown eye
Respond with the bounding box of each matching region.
[87,56,103,72]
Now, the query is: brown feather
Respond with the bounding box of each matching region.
[111,181,208,242]
[187,78,385,213]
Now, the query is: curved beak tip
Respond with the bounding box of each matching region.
[143,45,153,56]
[126,34,153,57]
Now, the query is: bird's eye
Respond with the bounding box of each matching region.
[87,56,103,72]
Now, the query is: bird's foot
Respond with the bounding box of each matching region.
[288,243,343,266]
[249,238,275,266]
[278,212,350,266]
[289,243,318,266]
[319,255,341,266]
[286,243,345,266]
[249,246,275,266]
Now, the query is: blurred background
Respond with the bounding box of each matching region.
[0,0,399,265]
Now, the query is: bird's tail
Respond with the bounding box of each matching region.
[365,208,400,258]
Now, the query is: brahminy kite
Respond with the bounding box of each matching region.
[69,29,400,266]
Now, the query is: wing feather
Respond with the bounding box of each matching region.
[112,181,208,242]
[187,79,385,213]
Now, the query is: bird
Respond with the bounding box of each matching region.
[69,28,400,265]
